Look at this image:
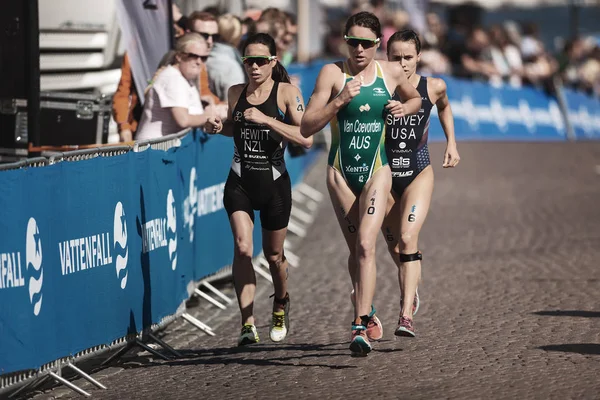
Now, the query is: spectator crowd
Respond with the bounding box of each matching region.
[112,1,599,142]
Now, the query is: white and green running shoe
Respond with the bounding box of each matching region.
[269,293,290,342]
[238,324,259,346]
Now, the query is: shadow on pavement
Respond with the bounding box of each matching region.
[539,344,600,355]
[115,342,362,370]
[533,310,600,318]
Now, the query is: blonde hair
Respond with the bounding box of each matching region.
[218,14,243,48]
[175,32,207,55]
[144,33,207,95]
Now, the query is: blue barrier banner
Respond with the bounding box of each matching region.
[429,76,566,142]
[0,129,320,374]
[562,88,600,140]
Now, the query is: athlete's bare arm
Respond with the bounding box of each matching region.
[430,77,460,168]
[218,84,245,137]
[252,83,312,148]
[381,61,422,117]
[300,63,360,138]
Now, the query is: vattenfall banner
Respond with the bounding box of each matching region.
[0,130,316,374]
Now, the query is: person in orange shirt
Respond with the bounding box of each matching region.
[112,53,142,142]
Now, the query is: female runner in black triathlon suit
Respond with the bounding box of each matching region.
[382,30,460,338]
[207,33,312,346]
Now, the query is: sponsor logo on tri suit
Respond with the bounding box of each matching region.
[343,120,382,134]
[354,154,361,161]
[391,171,414,178]
[391,141,412,154]
[359,103,371,112]
[373,87,387,96]
[390,148,412,154]
[234,111,243,122]
[345,164,369,174]
[391,157,410,168]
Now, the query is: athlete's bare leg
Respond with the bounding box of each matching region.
[262,227,289,311]
[230,211,256,325]
[328,166,391,321]
[382,165,433,319]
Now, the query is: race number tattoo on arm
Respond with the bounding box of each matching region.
[296,96,304,112]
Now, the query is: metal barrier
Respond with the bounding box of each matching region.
[47,145,132,164]
[133,129,190,152]
[0,130,196,398]
[0,157,48,171]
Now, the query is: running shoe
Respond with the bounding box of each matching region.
[269,293,290,342]
[350,291,383,341]
[238,324,259,346]
[366,306,383,341]
[400,287,420,316]
[349,324,372,356]
[394,316,416,337]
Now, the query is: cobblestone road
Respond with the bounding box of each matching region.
[28,142,600,400]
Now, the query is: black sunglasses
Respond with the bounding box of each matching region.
[195,31,221,42]
[344,35,380,49]
[184,52,209,62]
[241,56,276,66]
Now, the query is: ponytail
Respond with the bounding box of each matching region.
[272,60,291,83]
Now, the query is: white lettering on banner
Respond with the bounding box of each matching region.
[59,233,113,275]
[569,105,600,137]
[26,218,43,316]
[0,252,25,289]
[113,202,129,289]
[183,168,198,243]
[197,183,226,217]
[141,219,168,254]
[434,94,565,134]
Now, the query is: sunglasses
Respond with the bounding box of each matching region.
[241,55,276,66]
[344,35,380,49]
[195,31,220,42]
[184,52,209,62]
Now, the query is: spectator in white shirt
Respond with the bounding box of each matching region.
[136,33,217,140]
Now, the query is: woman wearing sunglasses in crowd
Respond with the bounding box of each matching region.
[300,12,421,356]
[382,30,460,338]
[206,33,312,347]
[136,33,216,140]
